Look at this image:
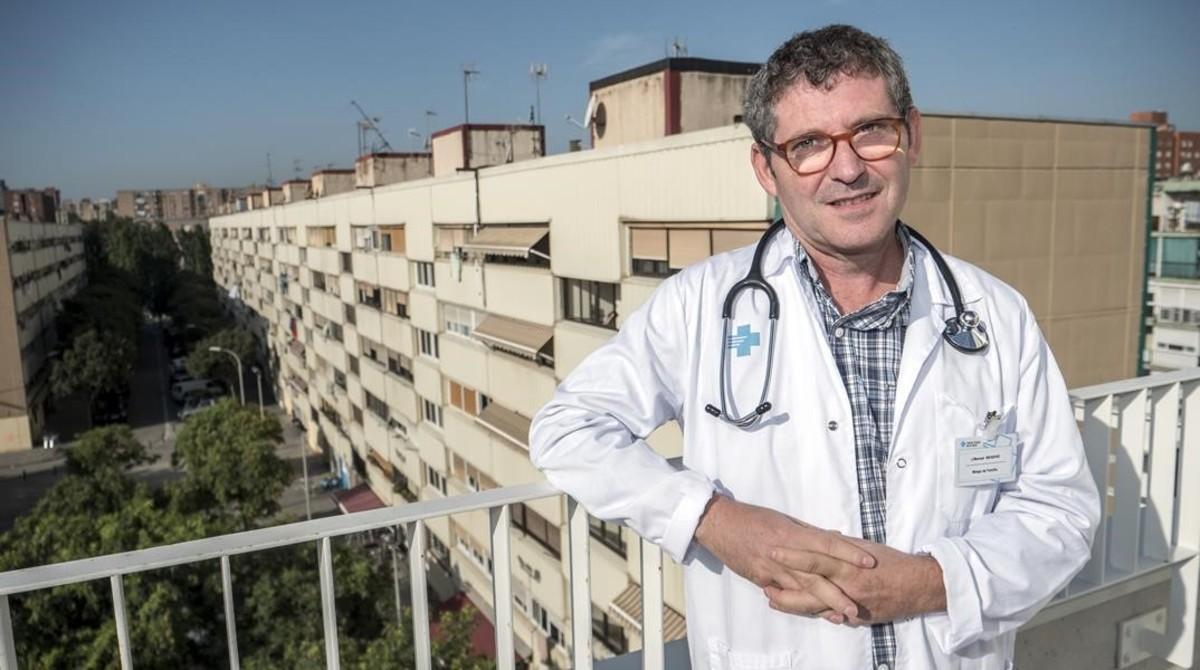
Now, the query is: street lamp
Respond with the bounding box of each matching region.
[208,346,245,405]
[251,366,264,417]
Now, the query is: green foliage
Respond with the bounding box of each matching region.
[170,399,289,527]
[177,227,213,278]
[0,415,497,668]
[50,329,135,409]
[168,271,225,338]
[99,218,180,314]
[186,328,255,387]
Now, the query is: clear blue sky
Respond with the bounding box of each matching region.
[2,0,1197,200]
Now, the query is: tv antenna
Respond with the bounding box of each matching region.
[530,63,548,125]
[350,100,394,156]
[266,153,274,186]
[424,110,437,150]
[668,37,688,57]
[462,65,480,124]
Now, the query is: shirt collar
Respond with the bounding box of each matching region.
[790,223,916,300]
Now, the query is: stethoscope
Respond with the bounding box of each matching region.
[704,220,990,428]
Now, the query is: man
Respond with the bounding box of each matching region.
[531,25,1099,669]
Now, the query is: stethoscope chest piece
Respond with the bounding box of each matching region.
[943,309,989,354]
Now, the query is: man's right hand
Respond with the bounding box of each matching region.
[693,495,876,623]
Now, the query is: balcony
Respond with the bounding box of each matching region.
[2,369,1200,669]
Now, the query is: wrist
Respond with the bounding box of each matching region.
[693,493,724,549]
[915,552,947,614]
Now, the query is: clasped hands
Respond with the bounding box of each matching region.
[694,495,946,626]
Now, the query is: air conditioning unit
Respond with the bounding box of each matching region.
[388,417,407,438]
[355,230,374,251]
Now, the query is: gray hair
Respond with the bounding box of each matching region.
[743,24,913,146]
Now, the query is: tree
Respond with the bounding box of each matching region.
[178,227,213,278]
[51,329,135,423]
[170,399,289,527]
[186,328,255,388]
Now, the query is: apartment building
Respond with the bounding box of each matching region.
[209,107,1151,664]
[1131,111,1200,180]
[1146,179,1200,371]
[116,183,235,221]
[0,185,87,452]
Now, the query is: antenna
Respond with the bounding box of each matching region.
[530,63,548,125]
[424,110,437,150]
[668,36,688,57]
[407,128,422,151]
[266,153,274,186]
[292,158,302,179]
[462,65,480,124]
[350,100,395,156]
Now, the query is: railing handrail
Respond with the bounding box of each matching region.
[1069,366,1200,401]
[0,479,559,597]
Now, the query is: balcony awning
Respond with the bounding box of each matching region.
[332,483,385,514]
[609,582,688,641]
[461,226,548,259]
[366,449,394,478]
[473,315,553,357]
[475,403,531,449]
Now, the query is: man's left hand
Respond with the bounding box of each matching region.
[763,538,947,625]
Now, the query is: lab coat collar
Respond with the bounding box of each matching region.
[760,219,984,309]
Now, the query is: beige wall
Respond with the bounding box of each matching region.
[311,172,355,198]
[355,155,433,188]
[591,72,666,150]
[678,71,749,134]
[432,132,466,177]
[906,115,1150,387]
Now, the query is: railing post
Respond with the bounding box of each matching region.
[317,537,341,670]
[1,594,17,670]
[567,498,593,670]
[220,555,240,670]
[1112,389,1149,574]
[110,575,133,670]
[1145,383,1182,562]
[640,539,665,670]
[490,505,515,670]
[1077,395,1114,589]
[1165,380,1200,667]
[406,520,431,670]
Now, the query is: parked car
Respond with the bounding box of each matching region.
[170,379,223,403]
[177,395,218,421]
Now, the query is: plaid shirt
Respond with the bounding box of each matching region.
[794,227,915,670]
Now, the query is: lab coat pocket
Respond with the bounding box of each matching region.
[936,394,1010,533]
[708,639,795,670]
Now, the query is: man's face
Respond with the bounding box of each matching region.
[750,75,922,259]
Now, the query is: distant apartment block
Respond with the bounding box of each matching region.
[0,183,86,452]
[3,185,61,224]
[1131,110,1200,180]
[115,184,235,221]
[61,197,114,223]
[1145,178,1200,371]
[209,104,1151,664]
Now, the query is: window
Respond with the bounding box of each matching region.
[512,503,561,558]
[444,304,481,337]
[340,252,352,273]
[360,336,382,364]
[382,288,408,318]
[387,349,413,381]
[425,465,448,494]
[333,369,347,390]
[589,517,626,556]
[451,453,496,492]
[629,227,762,277]
[378,225,405,253]
[365,391,389,421]
[415,261,435,287]
[422,398,443,427]
[306,226,336,247]
[344,303,357,325]
[348,356,359,376]
[561,278,619,329]
[352,405,363,425]
[418,329,439,358]
[357,282,382,309]
[447,380,489,417]
[279,227,296,244]
[592,604,628,654]
[312,272,326,291]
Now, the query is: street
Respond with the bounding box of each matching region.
[0,322,335,532]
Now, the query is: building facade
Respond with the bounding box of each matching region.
[1145,179,1200,371]
[0,184,87,452]
[1131,111,1200,180]
[116,184,235,221]
[208,112,1150,664]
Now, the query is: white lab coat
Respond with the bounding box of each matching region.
[530,228,1100,670]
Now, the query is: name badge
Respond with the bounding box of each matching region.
[955,433,1017,486]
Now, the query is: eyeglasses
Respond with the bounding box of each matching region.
[761,117,907,176]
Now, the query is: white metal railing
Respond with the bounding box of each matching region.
[0,479,674,670]
[2,369,1200,669]
[1048,367,1200,667]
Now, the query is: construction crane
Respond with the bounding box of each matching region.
[350,100,394,156]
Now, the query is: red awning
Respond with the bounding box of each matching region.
[331,483,385,514]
